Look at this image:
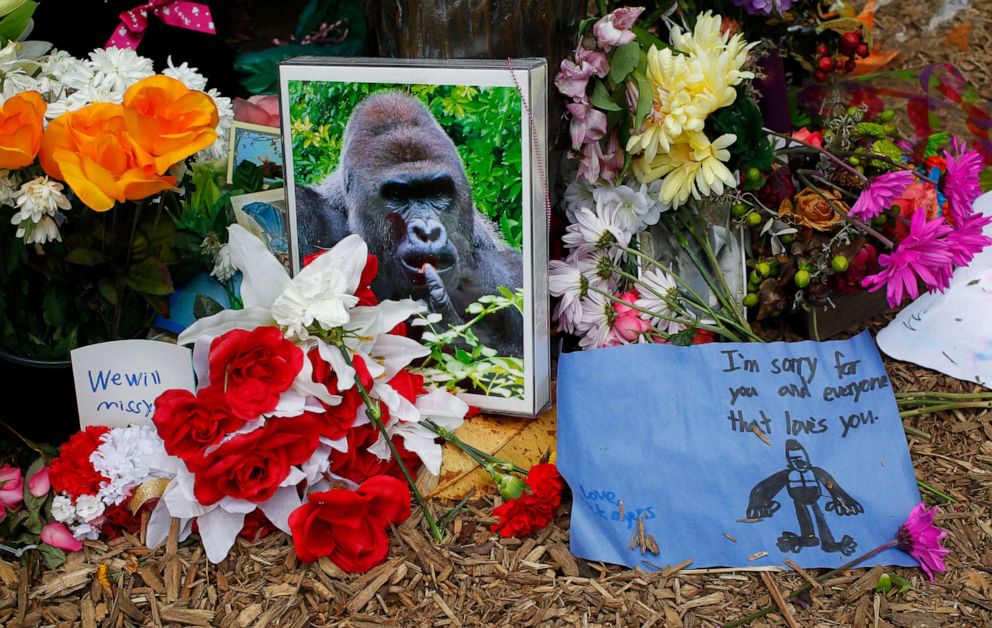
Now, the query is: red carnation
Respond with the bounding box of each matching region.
[331,424,421,484]
[49,426,110,498]
[490,464,565,538]
[153,387,246,465]
[192,416,321,505]
[308,349,374,440]
[289,475,410,570]
[208,327,303,419]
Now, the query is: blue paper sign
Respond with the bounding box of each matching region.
[557,331,920,570]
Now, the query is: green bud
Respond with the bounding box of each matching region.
[731,202,748,217]
[746,212,763,227]
[794,269,811,288]
[743,293,759,308]
[756,262,772,278]
[878,109,896,123]
[492,470,526,500]
[831,255,849,272]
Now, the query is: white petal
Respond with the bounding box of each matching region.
[349,299,424,336]
[372,381,421,424]
[176,307,275,347]
[317,338,355,390]
[415,388,469,427]
[258,486,302,534]
[296,234,368,294]
[291,353,341,405]
[198,506,246,564]
[370,334,431,380]
[216,497,258,514]
[392,423,444,475]
[227,224,291,309]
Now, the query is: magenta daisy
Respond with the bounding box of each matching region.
[943,137,984,223]
[944,212,992,267]
[896,502,949,581]
[849,170,916,221]
[861,207,955,308]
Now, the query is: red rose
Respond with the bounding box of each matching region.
[208,327,303,419]
[192,416,321,505]
[99,502,141,540]
[289,475,410,570]
[49,426,110,497]
[490,493,555,538]
[331,424,421,484]
[153,387,245,464]
[308,349,374,440]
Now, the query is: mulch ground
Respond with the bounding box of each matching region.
[3,2,992,626]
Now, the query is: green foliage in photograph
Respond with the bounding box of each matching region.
[288,80,524,249]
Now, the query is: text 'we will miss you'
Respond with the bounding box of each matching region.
[87,368,163,418]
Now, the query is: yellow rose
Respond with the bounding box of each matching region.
[123,75,219,174]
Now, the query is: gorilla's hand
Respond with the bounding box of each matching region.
[423,264,464,325]
[825,497,863,516]
[746,499,781,520]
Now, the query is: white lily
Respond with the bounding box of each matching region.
[369,387,469,475]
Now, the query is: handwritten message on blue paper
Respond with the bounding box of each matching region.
[557,331,920,570]
[71,340,195,429]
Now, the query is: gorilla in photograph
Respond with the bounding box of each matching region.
[295,91,524,357]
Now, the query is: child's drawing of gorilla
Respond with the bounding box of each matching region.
[294,92,524,357]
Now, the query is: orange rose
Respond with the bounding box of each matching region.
[779,188,847,231]
[0,91,46,169]
[123,75,218,174]
[39,103,175,212]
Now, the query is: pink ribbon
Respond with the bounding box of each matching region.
[106,1,216,51]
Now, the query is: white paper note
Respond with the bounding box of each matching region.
[71,340,195,429]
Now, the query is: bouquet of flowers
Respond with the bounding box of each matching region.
[0,33,236,360]
[552,4,991,348]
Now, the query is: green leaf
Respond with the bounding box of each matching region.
[632,25,667,52]
[232,160,264,193]
[890,573,911,594]
[64,248,108,266]
[193,294,225,320]
[668,328,697,346]
[590,80,623,112]
[634,72,653,133]
[42,289,67,328]
[0,1,38,43]
[124,258,174,296]
[454,348,473,364]
[610,43,641,83]
[97,279,120,306]
[36,544,66,569]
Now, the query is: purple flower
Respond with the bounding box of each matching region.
[578,131,623,184]
[943,137,984,224]
[944,211,992,267]
[862,207,955,308]
[896,503,949,581]
[849,170,916,221]
[566,102,607,151]
[729,0,794,15]
[593,6,644,50]
[555,48,610,100]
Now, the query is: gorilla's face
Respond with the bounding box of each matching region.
[339,93,474,294]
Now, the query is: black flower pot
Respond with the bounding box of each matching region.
[0,350,80,446]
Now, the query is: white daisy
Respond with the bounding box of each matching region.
[163,56,208,91]
[562,205,631,253]
[576,291,615,349]
[635,267,685,334]
[549,256,588,334]
[562,180,595,223]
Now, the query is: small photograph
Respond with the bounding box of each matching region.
[280,59,549,415]
[231,189,291,271]
[227,121,284,186]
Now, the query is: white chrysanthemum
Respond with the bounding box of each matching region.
[91,425,169,506]
[51,495,76,523]
[635,267,684,334]
[272,267,360,340]
[0,169,17,206]
[562,180,595,223]
[594,182,662,232]
[74,494,105,522]
[563,205,631,253]
[549,256,588,334]
[35,48,80,100]
[16,214,61,244]
[163,56,208,91]
[12,177,71,223]
[196,88,233,162]
[576,291,614,349]
[85,47,154,95]
[210,243,236,282]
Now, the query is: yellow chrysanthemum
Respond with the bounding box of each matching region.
[628,11,756,208]
[634,132,737,208]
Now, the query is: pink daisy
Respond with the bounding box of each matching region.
[896,503,949,581]
[849,170,916,221]
[943,137,984,224]
[944,212,992,267]
[861,207,955,308]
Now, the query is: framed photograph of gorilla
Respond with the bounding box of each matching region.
[279,58,551,417]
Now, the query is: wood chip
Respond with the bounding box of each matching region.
[723,533,737,543]
[748,551,769,561]
[761,572,800,628]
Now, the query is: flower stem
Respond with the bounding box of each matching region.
[722,540,899,627]
[898,401,992,418]
[765,128,868,183]
[589,286,741,342]
[917,480,957,504]
[337,345,444,542]
[423,419,528,475]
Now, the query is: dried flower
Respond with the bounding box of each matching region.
[896,502,949,581]
[780,188,846,231]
